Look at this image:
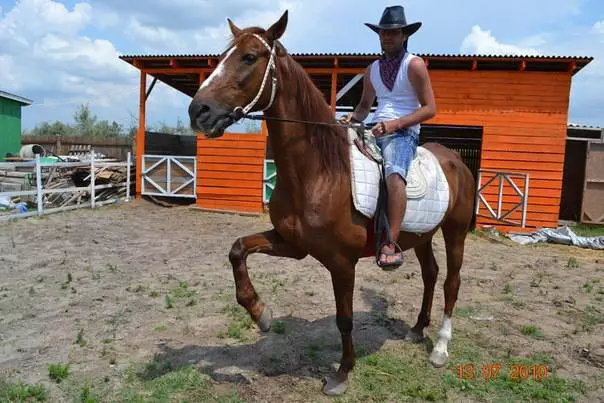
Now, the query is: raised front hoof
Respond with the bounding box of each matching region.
[256,305,273,332]
[321,375,348,396]
[429,350,449,368]
[404,329,425,343]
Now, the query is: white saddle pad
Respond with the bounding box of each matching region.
[348,128,450,234]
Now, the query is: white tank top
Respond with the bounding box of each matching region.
[370,52,421,133]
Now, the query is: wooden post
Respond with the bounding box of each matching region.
[330,70,338,114]
[135,71,147,197]
[330,58,338,113]
[55,136,63,155]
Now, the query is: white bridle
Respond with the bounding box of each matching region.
[231,33,278,120]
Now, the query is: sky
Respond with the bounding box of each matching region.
[1,0,603,131]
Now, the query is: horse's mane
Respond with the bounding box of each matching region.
[229,27,350,176]
[280,54,350,175]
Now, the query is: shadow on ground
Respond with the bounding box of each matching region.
[137,288,434,385]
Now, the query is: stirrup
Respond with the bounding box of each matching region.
[376,241,404,271]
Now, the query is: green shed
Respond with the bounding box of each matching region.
[0,90,33,161]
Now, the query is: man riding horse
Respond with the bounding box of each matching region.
[340,5,436,270]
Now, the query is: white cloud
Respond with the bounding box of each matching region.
[1,0,602,131]
[593,20,604,36]
[461,25,542,55]
[0,0,139,130]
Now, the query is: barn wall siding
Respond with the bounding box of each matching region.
[428,70,572,230]
[196,130,266,213]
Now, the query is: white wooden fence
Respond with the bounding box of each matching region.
[0,152,132,221]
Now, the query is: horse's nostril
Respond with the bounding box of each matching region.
[199,104,210,115]
[189,101,212,120]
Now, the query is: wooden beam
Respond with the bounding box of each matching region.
[169,58,179,68]
[336,74,363,101]
[471,59,478,71]
[519,60,527,71]
[136,71,147,197]
[330,70,337,113]
[568,61,577,72]
[145,77,158,101]
[144,68,211,75]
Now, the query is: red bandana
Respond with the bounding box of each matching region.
[379,48,406,91]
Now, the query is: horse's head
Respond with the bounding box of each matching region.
[188,11,288,138]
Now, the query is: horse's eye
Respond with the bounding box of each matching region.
[242,53,257,64]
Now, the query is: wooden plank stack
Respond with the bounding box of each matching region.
[0,161,134,211]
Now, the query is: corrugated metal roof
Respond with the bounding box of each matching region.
[568,123,603,130]
[119,52,593,60]
[0,90,33,105]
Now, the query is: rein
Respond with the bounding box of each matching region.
[241,114,373,130]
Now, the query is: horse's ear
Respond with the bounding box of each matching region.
[227,18,242,37]
[266,10,288,41]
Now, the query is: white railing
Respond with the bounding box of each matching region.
[476,169,530,227]
[0,152,131,221]
[141,155,196,198]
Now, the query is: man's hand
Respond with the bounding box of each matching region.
[371,119,399,137]
[338,112,354,124]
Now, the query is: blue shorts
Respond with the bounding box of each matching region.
[375,128,419,180]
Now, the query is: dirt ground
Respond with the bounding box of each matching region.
[0,200,602,402]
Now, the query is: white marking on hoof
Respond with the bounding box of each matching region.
[257,305,272,332]
[200,46,237,90]
[322,375,348,396]
[430,316,451,368]
[429,349,448,368]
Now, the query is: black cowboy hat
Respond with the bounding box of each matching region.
[365,5,422,35]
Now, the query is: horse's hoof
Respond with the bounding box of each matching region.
[257,305,273,332]
[404,329,424,343]
[429,349,448,368]
[322,375,348,396]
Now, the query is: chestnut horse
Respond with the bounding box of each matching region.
[188,11,475,396]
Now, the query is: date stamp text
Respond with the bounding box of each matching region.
[456,363,549,381]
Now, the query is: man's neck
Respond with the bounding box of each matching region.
[383,46,405,60]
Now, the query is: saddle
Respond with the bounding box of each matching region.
[346,126,450,261]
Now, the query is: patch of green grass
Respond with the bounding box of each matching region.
[171,281,196,298]
[583,283,594,293]
[339,337,588,403]
[455,306,475,318]
[581,306,604,332]
[567,257,578,269]
[149,290,160,297]
[218,304,254,341]
[48,363,70,383]
[570,224,604,237]
[153,324,168,332]
[164,295,173,309]
[118,364,243,402]
[272,321,286,334]
[521,325,543,338]
[503,284,512,294]
[0,379,48,402]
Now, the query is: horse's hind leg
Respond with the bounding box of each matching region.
[429,223,467,368]
[405,237,439,342]
[229,229,307,331]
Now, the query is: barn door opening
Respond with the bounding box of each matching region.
[420,124,483,229]
[419,124,483,182]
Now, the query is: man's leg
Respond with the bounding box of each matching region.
[380,174,407,264]
[375,129,417,268]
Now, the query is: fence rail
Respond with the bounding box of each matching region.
[0,152,132,221]
[21,135,133,160]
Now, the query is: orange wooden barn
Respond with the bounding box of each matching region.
[120,52,593,232]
